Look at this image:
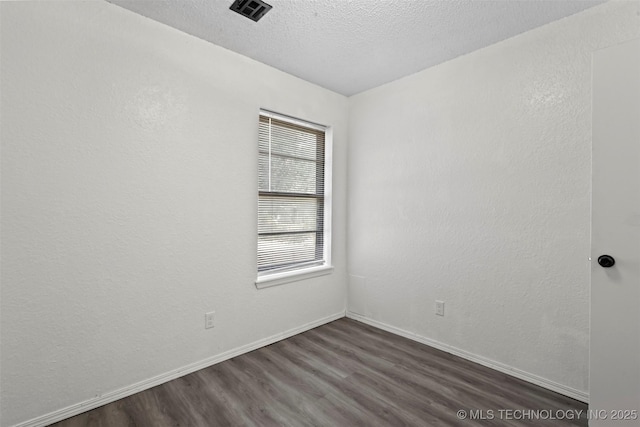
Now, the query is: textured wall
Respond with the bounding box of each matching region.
[347,0,640,397]
[0,2,347,425]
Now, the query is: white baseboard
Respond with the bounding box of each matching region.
[13,311,345,427]
[346,311,589,404]
[15,309,587,427]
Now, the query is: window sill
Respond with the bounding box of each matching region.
[255,265,334,289]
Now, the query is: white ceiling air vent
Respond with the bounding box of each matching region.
[230,0,272,22]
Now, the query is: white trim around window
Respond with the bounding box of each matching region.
[255,109,333,288]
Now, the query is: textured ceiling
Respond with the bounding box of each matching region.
[108,0,605,96]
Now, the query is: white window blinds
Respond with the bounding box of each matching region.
[258,113,326,275]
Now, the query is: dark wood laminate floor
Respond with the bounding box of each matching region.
[51,318,587,426]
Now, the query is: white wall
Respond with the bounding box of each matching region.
[347,0,640,399]
[0,2,347,426]
[3,1,640,425]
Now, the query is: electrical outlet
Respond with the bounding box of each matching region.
[205,311,215,329]
[435,300,445,316]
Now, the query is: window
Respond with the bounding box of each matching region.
[256,110,332,287]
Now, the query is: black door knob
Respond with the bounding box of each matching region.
[598,255,615,268]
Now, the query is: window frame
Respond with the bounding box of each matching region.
[255,109,333,289]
